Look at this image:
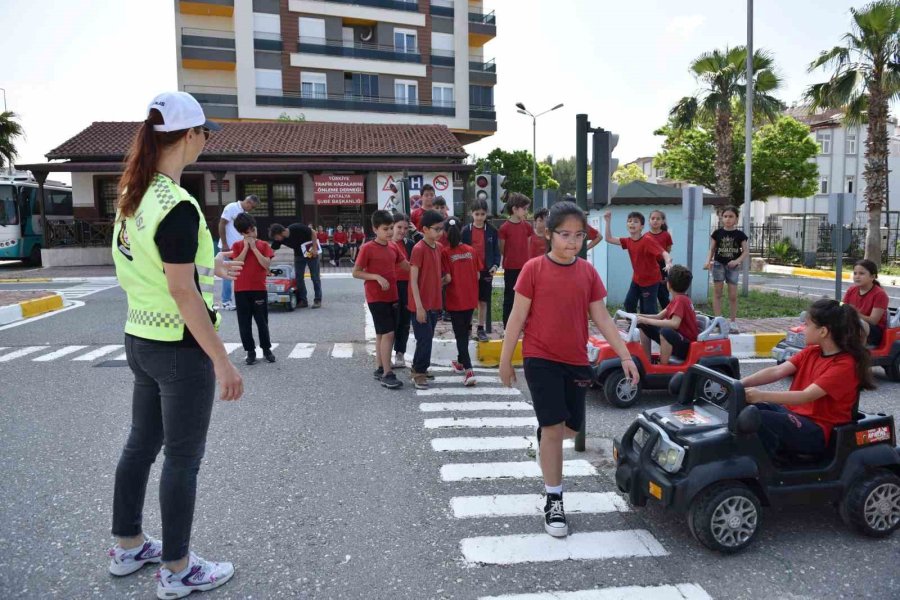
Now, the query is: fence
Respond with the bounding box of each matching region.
[46,219,114,248]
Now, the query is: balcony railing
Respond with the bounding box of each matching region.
[323,0,420,11]
[431,48,454,67]
[296,36,422,63]
[184,85,238,105]
[253,31,283,52]
[255,88,455,116]
[181,27,236,49]
[430,0,453,17]
[469,57,496,73]
[470,104,496,121]
[468,9,496,25]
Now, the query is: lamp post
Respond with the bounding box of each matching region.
[516,102,564,199]
[0,88,6,112]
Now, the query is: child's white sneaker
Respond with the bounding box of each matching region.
[463,369,477,387]
[155,552,234,599]
[107,535,163,576]
[450,360,466,374]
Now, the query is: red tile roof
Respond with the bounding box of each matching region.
[47,121,468,160]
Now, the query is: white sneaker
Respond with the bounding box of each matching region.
[450,360,466,374]
[108,535,163,576]
[155,553,234,599]
[224,302,236,311]
[392,353,407,369]
[463,369,477,387]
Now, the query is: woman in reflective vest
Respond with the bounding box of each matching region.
[107,92,243,598]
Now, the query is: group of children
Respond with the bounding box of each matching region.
[313,224,366,266]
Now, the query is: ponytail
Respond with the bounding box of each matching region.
[117,109,194,218]
[808,299,875,391]
[446,217,461,248]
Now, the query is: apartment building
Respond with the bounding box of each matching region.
[625,156,687,189]
[174,0,497,145]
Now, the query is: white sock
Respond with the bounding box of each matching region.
[545,484,563,495]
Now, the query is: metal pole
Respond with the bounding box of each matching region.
[741,0,754,297]
[532,116,537,200]
[0,88,6,112]
[574,114,589,453]
[835,195,844,300]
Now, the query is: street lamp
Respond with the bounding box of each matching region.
[515,102,564,199]
[0,88,6,112]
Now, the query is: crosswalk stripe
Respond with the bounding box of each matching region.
[224,343,242,354]
[440,460,597,482]
[430,366,497,373]
[424,417,537,430]
[419,401,532,412]
[32,346,88,361]
[72,345,122,361]
[432,375,501,384]
[112,353,127,361]
[0,346,49,362]
[288,343,315,358]
[431,437,573,453]
[479,583,712,600]
[332,343,353,358]
[417,387,520,397]
[451,492,629,519]
[460,529,668,565]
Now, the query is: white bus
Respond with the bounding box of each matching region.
[0,172,73,264]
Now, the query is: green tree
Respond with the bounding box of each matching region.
[612,163,648,186]
[277,112,306,122]
[0,112,24,169]
[805,0,900,265]
[670,46,784,198]
[474,148,558,196]
[655,116,819,203]
[550,155,577,196]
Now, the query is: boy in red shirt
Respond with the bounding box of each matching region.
[529,208,549,259]
[461,199,500,342]
[741,298,875,458]
[331,224,349,266]
[604,210,672,315]
[636,265,697,364]
[353,210,408,390]
[499,193,534,326]
[410,184,436,231]
[391,213,414,369]
[441,217,483,386]
[409,209,447,389]
[231,213,275,365]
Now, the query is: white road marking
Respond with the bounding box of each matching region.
[419,401,532,412]
[424,417,537,430]
[432,375,501,384]
[431,437,573,453]
[460,530,668,565]
[479,583,712,600]
[0,346,49,362]
[56,283,119,299]
[112,353,127,361]
[451,492,629,519]
[32,345,88,361]
[288,343,316,358]
[429,366,497,373]
[364,301,375,342]
[223,343,242,354]
[440,460,597,482]
[72,345,123,361]
[417,387,521,397]
[332,343,354,358]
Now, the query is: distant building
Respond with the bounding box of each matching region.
[625,156,688,189]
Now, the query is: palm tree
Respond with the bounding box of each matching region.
[0,111,24,170]
[670,46,783,199]
[806,0,900,265]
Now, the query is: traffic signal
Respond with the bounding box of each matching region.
[495,174,508,214]
[475,173,492,203]
[592,129,620,207]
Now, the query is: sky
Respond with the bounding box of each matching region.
[0,0,867,183]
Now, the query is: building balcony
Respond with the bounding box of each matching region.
[181,28,236,70]
[431,48,455,67]
[470,104,496,121]
[430,0,454,17]
[184,85,239,119]
[297,37,422,64]
[179,0,234,17]
[255,88,456,117]
[468,9,496,45]
[469,57,496,85]
[289,0,425,27]
[253,31,283,52]
[322,0,421,11]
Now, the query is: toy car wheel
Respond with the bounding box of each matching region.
[286,293,298,312]
[842,469,900,538]
[689,482,761,553]
[602,369,642,408]
[886,353,900,382]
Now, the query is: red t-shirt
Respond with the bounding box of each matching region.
[499,219,535,270]
[587,225,600,242]
[352,231,365,243]
[787,346,860,444]
[392,240,411,282]
[333,231,348,244]
[665,294,698,341]
[515,256,606,366]
[843,284,889,331]
[408,240,443,311]
[316,231,329,244]
[620,235,664,286]
[231,240,275,292]
[649,230,673,251]
[471,225,486,269]
[529,233,546,259]
[410,208,425,231]
[355,240,403,303]
[441,243,483,311]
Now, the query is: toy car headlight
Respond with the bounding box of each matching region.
[653,439,686,473]
[587,343,599,363]
[786,332,805,347]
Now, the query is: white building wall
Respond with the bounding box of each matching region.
[71,173,97,208]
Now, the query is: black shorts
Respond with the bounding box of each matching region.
[638,324,692,359]
[478,270,493,303]
[868,323,884,347]
[368,301,398,335]
[523,357,593,431]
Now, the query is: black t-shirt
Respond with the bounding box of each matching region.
[270,223,313,255]
[140,200,216,347]
[711,228,749,265]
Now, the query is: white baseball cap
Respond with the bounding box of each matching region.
[147,91,222,133]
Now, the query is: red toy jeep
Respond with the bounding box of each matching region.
[266,264,298,311]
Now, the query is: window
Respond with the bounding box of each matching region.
[298,17,325,44]
[301,72,327,99]
[846,131,857,155]
[655,168,666,179]
[847,175,855,194]
[816,131,832,154]
[345,73,379,99]
[271,183,298,217]
[819,176,829,195]
[431,32,453,57]
[432,84,454,107]
[395,80,417,105]
[469,85,494,108]
[0,185,17,226]
[97,178,120,217]
[394,28,417,54]
[255,68,282,93]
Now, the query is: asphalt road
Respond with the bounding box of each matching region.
[749,273,900,305]
[0,276,899,599]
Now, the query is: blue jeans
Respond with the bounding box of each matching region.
[221,275,233,305]
[294,255,322,303]
[411,309,440,373]
[624,281,659,314]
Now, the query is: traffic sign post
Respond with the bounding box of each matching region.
[683,186,703,286]
[828,193,855,300]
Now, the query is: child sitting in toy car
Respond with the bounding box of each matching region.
[740,299,876,458]
[635,265,697,365]
[843,259,890,347]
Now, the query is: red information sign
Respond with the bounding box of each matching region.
[313,174,365,205]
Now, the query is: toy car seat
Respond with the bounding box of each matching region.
[776,392,861,467]
[697,316,730,341]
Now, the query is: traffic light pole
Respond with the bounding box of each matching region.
[574,114,590,452]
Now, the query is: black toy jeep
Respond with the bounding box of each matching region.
[613,365,900,553]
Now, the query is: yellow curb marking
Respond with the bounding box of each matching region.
[477,339,522,367]
[19,294,64,318]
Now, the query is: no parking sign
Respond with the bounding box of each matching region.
[433,175,450,192]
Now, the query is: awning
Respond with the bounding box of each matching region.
[15,160,477,174]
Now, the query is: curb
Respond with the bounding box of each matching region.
[0,293,65,326]
[0,276,118,284]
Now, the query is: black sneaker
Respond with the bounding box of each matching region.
[297,300,309,309]
[543,493,568,537]
[263,350,276,363]
[476,328,489,343]
[312,300,322,309]
[381,372,403,389]
[442,311,452,322]
[374,366,384,381]
[245,351,257,366]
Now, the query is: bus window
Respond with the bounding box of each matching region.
[0,185,19,226]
